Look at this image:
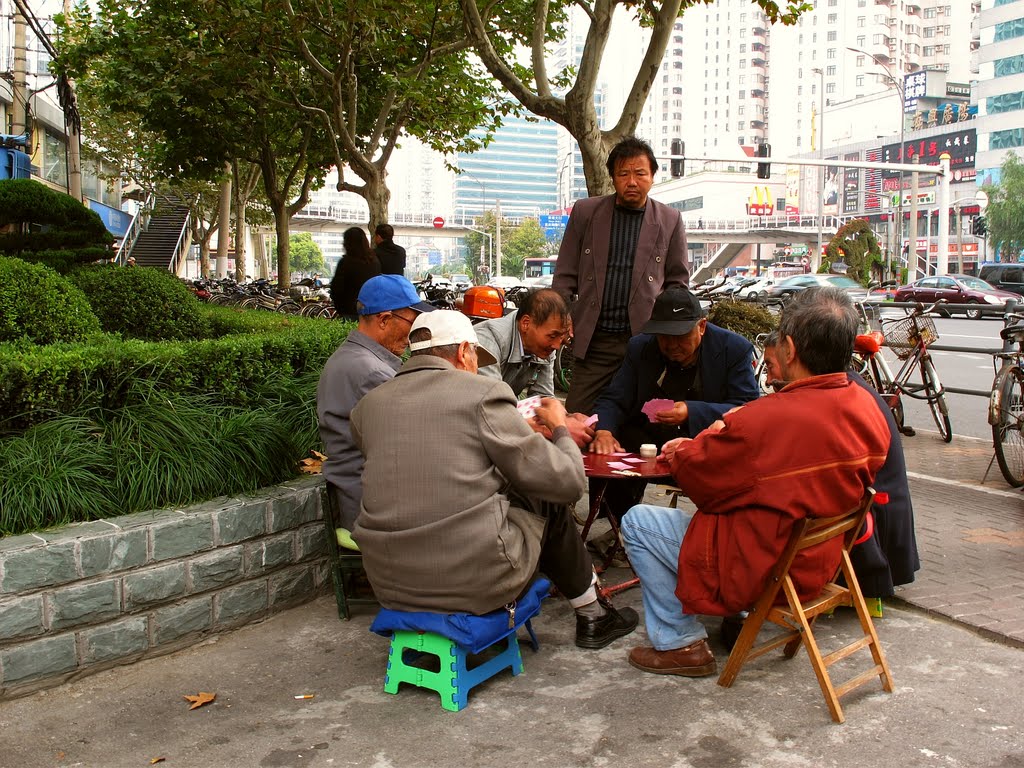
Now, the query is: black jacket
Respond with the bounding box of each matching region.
[375,241,407,276]
[330,256,381,317]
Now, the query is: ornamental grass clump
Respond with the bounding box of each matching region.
[0,377,321,537]
[0,416,116,535]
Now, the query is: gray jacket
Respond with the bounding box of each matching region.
[474,311,556,398]
[316,330,402,529]
[351,355,586,614]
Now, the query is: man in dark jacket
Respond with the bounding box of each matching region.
[589,286,759,522]
[373,224,407,276]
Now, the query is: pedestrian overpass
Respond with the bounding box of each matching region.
[289,205,534,240]
[682,214,850,284]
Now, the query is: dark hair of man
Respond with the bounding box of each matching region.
[343,227,375,265]
[777,286,858,375]
[375,223,395,241]
[762,329,780,349]
[605,136,658,178]
[517,287,569,327]
[409,327,460,361]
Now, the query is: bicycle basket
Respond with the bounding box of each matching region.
[882,314,939,360]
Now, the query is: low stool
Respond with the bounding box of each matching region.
[369,578,550,712]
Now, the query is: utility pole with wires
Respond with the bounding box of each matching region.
[10,0,83,200]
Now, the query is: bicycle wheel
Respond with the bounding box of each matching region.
[867,356,906,434]
[992,366,1024,487]
[920,356,952,442]
[555,338,574,393]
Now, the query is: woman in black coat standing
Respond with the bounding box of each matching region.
[329,227,381,320]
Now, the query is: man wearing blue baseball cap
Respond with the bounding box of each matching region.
[317,275,434,544]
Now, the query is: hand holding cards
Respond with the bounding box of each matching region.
[520,396,568,433]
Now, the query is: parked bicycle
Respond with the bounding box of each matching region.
[989,308,1024,487]
[852,300,951,442]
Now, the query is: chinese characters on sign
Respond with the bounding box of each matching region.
[903,71,928,114]
[843,153,860,215]
[881,128,977,191]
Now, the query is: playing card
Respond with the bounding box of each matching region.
[517,396,541,420]
[641,398,675,423]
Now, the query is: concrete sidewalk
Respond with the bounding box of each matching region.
[899,428,1024,646]
[1,432,1023,767]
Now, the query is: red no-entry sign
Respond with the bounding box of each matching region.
[432,216,445,228]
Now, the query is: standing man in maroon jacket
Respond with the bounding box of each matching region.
[553,136,689,414]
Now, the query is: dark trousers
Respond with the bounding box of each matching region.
[530,500,595,601]
[565,330,630,414]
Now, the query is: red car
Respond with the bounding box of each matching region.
[893,274,1018,319]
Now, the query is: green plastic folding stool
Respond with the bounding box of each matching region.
[384,630,526,712]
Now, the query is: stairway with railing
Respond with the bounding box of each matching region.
[120,195,190,271]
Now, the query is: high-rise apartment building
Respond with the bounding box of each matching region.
[639,0,977,174]
[974,0,1024,186]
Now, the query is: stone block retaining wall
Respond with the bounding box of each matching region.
[0,476,329,699]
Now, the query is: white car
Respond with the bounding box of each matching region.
[736,277,775,301]
[488,276,527,291]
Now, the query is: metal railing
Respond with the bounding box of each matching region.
[116,192,154,265]
[684,214,853,233]
[859,298,1021,398]
[168,207,192,276]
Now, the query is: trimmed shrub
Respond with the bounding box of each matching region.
[69,263,211,341]
[0,256,102,344]
[0,312,350,429]
[708,299,778,343]
[0,179,113,271]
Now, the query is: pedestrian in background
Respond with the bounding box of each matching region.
[373,223,407,276]
[330,227,381,320]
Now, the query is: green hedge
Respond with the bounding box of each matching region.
[0,256,102,344]
[0,309,350,430]
[69,263,212,341]
[0,179,113,272]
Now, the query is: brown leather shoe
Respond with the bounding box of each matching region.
[628,640,717,677]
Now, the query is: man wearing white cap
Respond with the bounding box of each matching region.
[351,310,638,649]
[317,275,433,542]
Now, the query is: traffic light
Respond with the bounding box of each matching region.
[670,138,685,178]
[972,216,987,237]
[756,143,771,179]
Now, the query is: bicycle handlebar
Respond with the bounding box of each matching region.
[913,299,947,316]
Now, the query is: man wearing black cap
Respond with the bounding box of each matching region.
[317,275,433,542]
[589,286,759,521]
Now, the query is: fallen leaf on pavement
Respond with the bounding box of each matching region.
[298,450,326,474]
[150,759,166,765]
[183,691,216,710]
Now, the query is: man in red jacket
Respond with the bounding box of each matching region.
[619,287,890,677]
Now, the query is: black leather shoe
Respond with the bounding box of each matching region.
[575,601,639,649]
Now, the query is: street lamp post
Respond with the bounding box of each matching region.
[459,168,491,274]
[812,67,825,269]
[847,46,905,281]
[466,226,493,278]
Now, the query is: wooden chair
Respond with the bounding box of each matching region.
[717,489,894,724]
[323,483,377,620]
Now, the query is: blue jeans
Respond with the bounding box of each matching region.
[620,504,708,651]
